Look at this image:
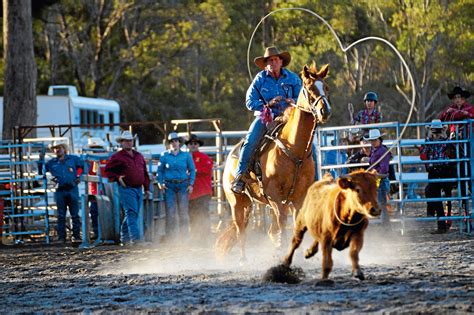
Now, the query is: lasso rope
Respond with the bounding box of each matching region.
[247,7,417,172]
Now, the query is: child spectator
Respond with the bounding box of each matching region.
[364,129,392,226]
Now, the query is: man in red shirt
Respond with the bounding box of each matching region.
[438,86,474,139]
[186,134,213,243]
[438,86,473,230]
[105,131,151,245]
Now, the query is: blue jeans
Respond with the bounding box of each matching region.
[89,199,99,235]
[55,187,81,239]
[378,177,390,225]
[119,186,143,243]
[164,182,190,239]
[236,117,267,178]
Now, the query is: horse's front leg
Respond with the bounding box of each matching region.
[268,201,289,250]
[349,232,365,280]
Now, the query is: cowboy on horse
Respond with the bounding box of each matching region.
[231,46,302,194]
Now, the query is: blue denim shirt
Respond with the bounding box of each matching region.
[157,150,196,186]
[45,155,84,189]
[246,68,302,117]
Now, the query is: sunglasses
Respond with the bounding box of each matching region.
[170,139,180,143]
[188,142,199,146]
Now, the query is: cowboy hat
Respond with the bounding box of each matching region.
[363,129,385,141]
[167,132,181,142]
[426,119,444,129]
[49,139,69,151]
[185,134,204,146]
[116,130,134,142]
[425,119,448,132]
[84,137,107,149]
[447,86,471,99]
[254,46,291,70]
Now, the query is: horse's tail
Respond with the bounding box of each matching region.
[215,224,238,257]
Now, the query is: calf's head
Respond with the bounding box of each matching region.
[337,170,381,218]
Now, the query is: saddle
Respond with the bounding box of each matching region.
[232,120,286,183]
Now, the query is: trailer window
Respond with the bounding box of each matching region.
[109,113,115,131]
[80,109,101,128]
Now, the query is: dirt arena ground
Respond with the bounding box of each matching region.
[1,225,473,314]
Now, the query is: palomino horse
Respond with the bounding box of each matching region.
[216,62,332,261]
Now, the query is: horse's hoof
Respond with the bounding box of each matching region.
[352,270,365,281]
[239,257,247,266]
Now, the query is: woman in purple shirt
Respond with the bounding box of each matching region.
[364,129,392,226]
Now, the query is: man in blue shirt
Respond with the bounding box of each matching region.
[232,46,302,194]
[157,132,196,241]
[45,140,84,243]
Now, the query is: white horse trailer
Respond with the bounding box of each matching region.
[0,85,121,152]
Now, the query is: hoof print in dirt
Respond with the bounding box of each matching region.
[262,264,304,284]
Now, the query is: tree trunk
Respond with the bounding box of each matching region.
[2,0,37,141]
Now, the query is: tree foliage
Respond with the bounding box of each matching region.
[1,0,472,142]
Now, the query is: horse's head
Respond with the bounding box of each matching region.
[299,61,331,124]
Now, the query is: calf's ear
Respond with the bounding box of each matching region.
[337,177,354,190]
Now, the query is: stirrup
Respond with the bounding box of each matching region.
[231,176,246,194]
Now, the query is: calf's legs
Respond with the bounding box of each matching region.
[349,233,365,280]
[282,225,307,267]
[321,238,333,279]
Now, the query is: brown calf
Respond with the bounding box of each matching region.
[282,170,381,280]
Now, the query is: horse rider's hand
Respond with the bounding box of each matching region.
[268,96,282,107]
[158,183,167,190]
[360,156,370,163]
[284,98,294,105]
[118,176,127,188]
[187,185,193,194]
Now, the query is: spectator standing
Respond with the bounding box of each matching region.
[364,129,392,226]
[105,131,151,245]
[157,132,196,242]
[45,140,84,243]
[346,137,371,168]
[352,92,382,125]
[83,137,109,240]
[438,86,474,139]
[438,86,473,229]
[231,46,302,193]
[185,134,213,243]
[419,119,456,234]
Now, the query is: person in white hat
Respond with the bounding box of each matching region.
[231,46,302,194]
[157,132,196,242]
[45,139,84,243]
[419,119,455,233]
[105,130,151,245]
[83,137,109,240]
[364,129,392,226]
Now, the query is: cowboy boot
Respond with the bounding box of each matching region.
[231,175,246,194]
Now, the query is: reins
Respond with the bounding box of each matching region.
[333,191,365,227]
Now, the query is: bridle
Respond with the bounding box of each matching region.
[264,78,331,204]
